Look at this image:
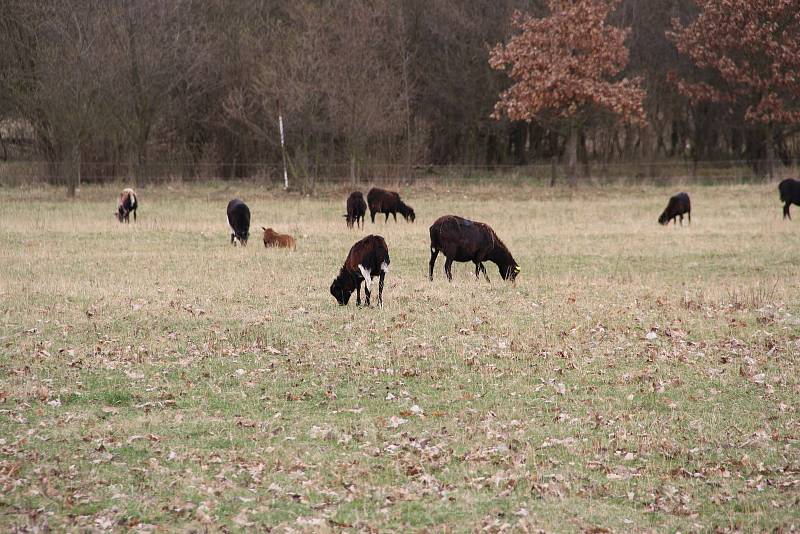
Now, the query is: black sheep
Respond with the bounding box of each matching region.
[330,235,390,307]
[345,191,367,228]
[779,179,800,220]
[227,199,251,246]
[658,192,691,226]
[429,215,520,282]
[367,187,415,223]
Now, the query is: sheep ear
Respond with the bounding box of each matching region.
[262,227,267,231]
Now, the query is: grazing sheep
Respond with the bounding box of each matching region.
[779,179,800,220]
[658,192,691,226]
[115,188,138,223]
[226,199,251,246]
[330,235,390,307]
[262,227,296,249]
[367,187,415,223]
[429,215,520,282]
[345,191,367,228]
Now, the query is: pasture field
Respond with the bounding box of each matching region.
[1,180,799,532]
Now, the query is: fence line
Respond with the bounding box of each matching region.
[0,157,793,169]
[0,158,797,186]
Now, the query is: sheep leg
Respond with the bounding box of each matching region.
[688,211,691,225]
[784,203,791,220]
[356,281,361,307]
[444,258,454,282]
[378,272,385,308]
[392,212,397,222]
[385,213,389,223]
[133,209,137,222]
[370,210,376,223]
[480,263,490,282]
[679,214,684,226]
[473,261,489,281]
[429,248,439,281]
[359,265,373,306]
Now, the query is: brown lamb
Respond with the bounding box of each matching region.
[262,227,296,249]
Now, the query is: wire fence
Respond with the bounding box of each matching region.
[0,158,797,188]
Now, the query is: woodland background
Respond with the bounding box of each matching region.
[1,0,798,193]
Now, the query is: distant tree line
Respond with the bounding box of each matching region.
[0,0,798,194]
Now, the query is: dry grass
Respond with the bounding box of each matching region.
[1,180,799,532]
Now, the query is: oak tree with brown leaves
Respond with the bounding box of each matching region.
[668,0,800,177]
[490,0,645,183]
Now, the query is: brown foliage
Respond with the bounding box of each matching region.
[489,0,646,125]
[669,0,800,125]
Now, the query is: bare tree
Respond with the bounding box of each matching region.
[222,2,327,189]
[0,1,106,196]
[322,0,405,182]
[225,0,405,185]
[99,0,213,185]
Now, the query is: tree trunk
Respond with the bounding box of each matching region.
[642,123,658,180]
[0,130,7,161]
[132,139,147,187]
[66,142,80,198]
[579,129,590,180]
[566,122,578,186]
[765,123,775,180]
[401,40,412,175]
[126,5,150,187]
